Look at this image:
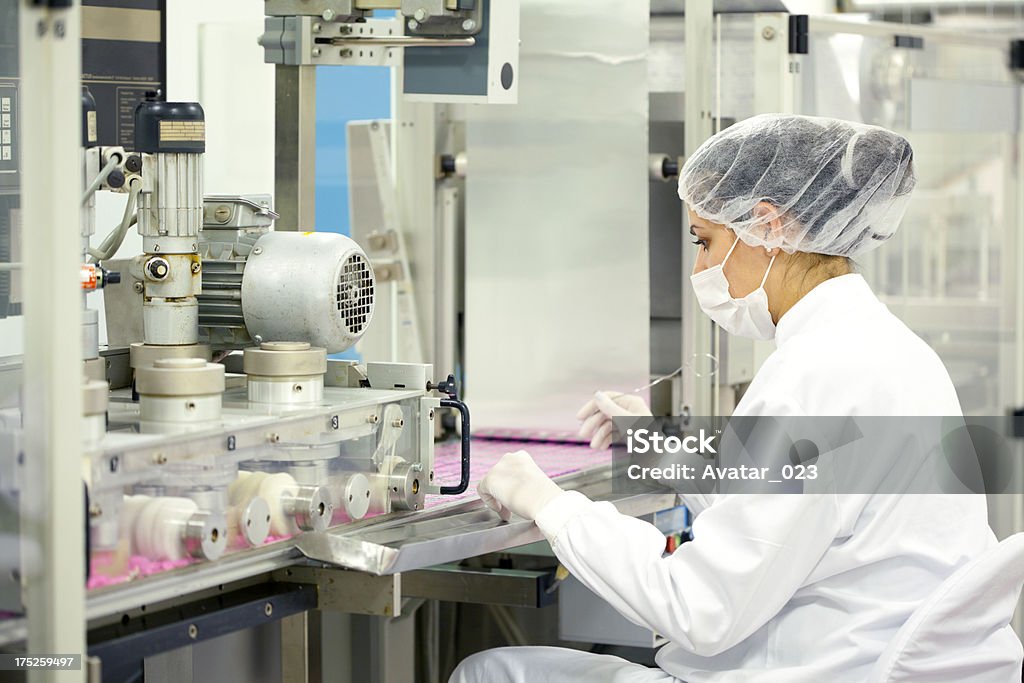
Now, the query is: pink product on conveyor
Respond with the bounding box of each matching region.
[425,438,608,508]
[87,555,192,590]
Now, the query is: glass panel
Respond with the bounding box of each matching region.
[802,28,1021,416]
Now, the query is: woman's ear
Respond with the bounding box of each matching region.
[751,201,785,245]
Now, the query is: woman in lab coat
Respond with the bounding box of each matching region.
[451,114,999,682]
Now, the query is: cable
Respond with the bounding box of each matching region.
[629,353,720,394]
[81,153,120,206]
[88,179,141,262]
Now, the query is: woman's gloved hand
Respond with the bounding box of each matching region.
[576,391,652,450]
[477,450,564,522]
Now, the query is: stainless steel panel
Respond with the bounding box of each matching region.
[296,468,676,574]
[462,0,650,436]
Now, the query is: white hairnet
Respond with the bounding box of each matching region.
[677,114,916,257]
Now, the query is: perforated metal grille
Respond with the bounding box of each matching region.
[337,253,374,334]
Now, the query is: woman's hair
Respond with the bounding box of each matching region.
[679,114,915,258]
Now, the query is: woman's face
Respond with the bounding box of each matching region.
[689,209,775,299]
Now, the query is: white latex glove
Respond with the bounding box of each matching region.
[576,390,652,450]
[477,450,564,522]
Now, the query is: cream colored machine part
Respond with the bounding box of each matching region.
[244,341,328,404]
[135,358,225,426]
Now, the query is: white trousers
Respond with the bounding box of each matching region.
[449,646,681,683]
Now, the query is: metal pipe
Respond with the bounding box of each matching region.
[322,36,475,47]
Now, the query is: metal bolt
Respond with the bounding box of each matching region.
[214,205,231,223]
[292,384,303,393]
[312,47,321,57]
[340,48,352,58]
[367,413,379,424]
[192,243,197,251]
[312,22,322,33]
[264,602,273,616]
[761,26,776,40]
[252,246,263,255]
[109,456,119,473]
[392,418,404,428]
[36,20,46,37]
[413,8,428,22]
[407,19,419,31]
[154,453,167,465]
[133,282,144,293]
[153,245,161,252]
[187,624,198,639]
[54,20,65,38]
[462,19,476,32]
[191,262,201,274]
[322,8,336,21]
[428,409,434,420]
[268,433,280,443]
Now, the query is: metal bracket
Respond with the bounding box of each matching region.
[273,565,402,616]
[403,564,558,608]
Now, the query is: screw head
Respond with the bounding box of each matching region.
[133,282,144,293]
[407,19,419,31]
[322,8,336,21]
[188,624,198,639]
[312,22,322,33]
[312,47,322,57]
[213,205,231,223]
[264,602,273,616]
[413,8,428,22]
[462,19,476,32]
[761,26,776,40]
[252,246,263,255]
[191,262,201,274]
[340,48,352,58]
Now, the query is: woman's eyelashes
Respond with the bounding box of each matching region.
[691,238,708,250]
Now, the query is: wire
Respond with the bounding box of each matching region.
[88,179,141,262]
[81,154,120,206]
[629,353,720,394]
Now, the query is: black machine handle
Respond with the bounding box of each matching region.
[439,398,471,495]
[429,374,471,496]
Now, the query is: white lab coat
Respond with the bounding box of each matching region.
[451,274,998,683]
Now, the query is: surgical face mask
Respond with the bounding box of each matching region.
[690,236,777,340]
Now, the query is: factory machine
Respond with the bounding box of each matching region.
[3,0,1023,680]
[0,1,681,680]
